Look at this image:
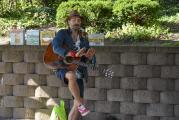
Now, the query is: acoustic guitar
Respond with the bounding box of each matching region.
[43,43,114,78]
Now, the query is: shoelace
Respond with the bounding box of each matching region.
[78,104,86,111]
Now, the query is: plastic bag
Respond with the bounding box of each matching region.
[50,100,67,120]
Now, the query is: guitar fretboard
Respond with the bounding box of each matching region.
[72,60,113,78]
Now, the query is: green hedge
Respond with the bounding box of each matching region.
[56,1,113,33]
[0,0,165,35]
[113,0,160,26]
[0,6,56,34]
[105,23,169,41]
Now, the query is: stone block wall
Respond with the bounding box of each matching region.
[0,46,179,120]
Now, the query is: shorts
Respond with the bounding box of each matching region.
[55,69,84,98]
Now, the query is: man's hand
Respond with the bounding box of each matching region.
[66,50,77,57]
[85,48,95,60]
[68,48,95,60]
[75,48,86,57]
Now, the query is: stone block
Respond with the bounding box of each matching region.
[84,77,95,88]
[160,91,179,104]
[174,105,179,116]
[120,77,146,90]
[2,50,24,62]
[0,85,12,96]
[175,54,179,65]
[108,65,133,77]
[133,90,159,103]
[47,75,63,87]
[95,101,120,113]
[13,108,34,119]
[10,118,34,119]
[58,87,72,99]
[160,117,179,120]
[134,65,160,78]
[120,102,146,115]
[175,79,179,91]
[24,51,42,63]
[1,74,23,85]
[2,96,23,107]
[24,74,46,86]
[121,52,146,65]
[0,52,2,61]
[35,63,51,75]
[0,107,12,118]
[83,112,106,120]
[155,47,179,53]
[0,62,12,73]
[106,114,132,120]
[147,104,173,116]
[95,77,120,89]
[107,89,132,102]
[147,53,174,65]
[24,97,46,109]
[148,78,174,91]
[13,85,35,97]
[46,98,70,110]
[84,88,106,100]
[13,63,35,74]
[133,115,159,120]
[35,109,50,120]
[96,52,120,64]
[161,66,179,78]
[35,86,58,98]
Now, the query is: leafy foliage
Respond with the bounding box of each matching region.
[0,7,56,34]
[0,0,66,34]
[105,23,169,41]
[113,0,160,26]
[157,1,179,24]
[0,0,175,42]
[56,1,114,33]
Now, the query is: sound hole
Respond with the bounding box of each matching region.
[64,56,74,64]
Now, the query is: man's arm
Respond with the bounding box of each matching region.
[52,30,68,58]
[82,36,96,65]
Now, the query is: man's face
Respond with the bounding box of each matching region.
[68,16,81,30]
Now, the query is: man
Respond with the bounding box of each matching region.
[52,10,96,120]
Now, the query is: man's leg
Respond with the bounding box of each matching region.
[68,78,84,120]
[68,103,81,120]
[55,70,84,119]
[65,71,82,120]
[65,71,82,106]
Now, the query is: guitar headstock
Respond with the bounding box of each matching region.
[104,68,114,78]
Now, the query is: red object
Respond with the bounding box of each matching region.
[67,50,77,57]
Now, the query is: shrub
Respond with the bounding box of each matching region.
[113,0,160,26]
[56,1,114,33]
[0,6,56,33]
[23,7,56,27]
[105,23,169,41]
[158,13,179,24]
[0,9,23,18]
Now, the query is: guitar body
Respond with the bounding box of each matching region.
[43,42,80,71]
[43,42,114,78]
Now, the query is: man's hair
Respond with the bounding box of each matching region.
[65,10,83,23]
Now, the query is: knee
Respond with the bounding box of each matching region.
[65,71,76,82]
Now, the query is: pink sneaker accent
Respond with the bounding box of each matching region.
[78,104,90,116]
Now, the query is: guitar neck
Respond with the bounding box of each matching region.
[72,60,106,74]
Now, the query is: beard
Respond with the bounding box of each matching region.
[71,24,80,30]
